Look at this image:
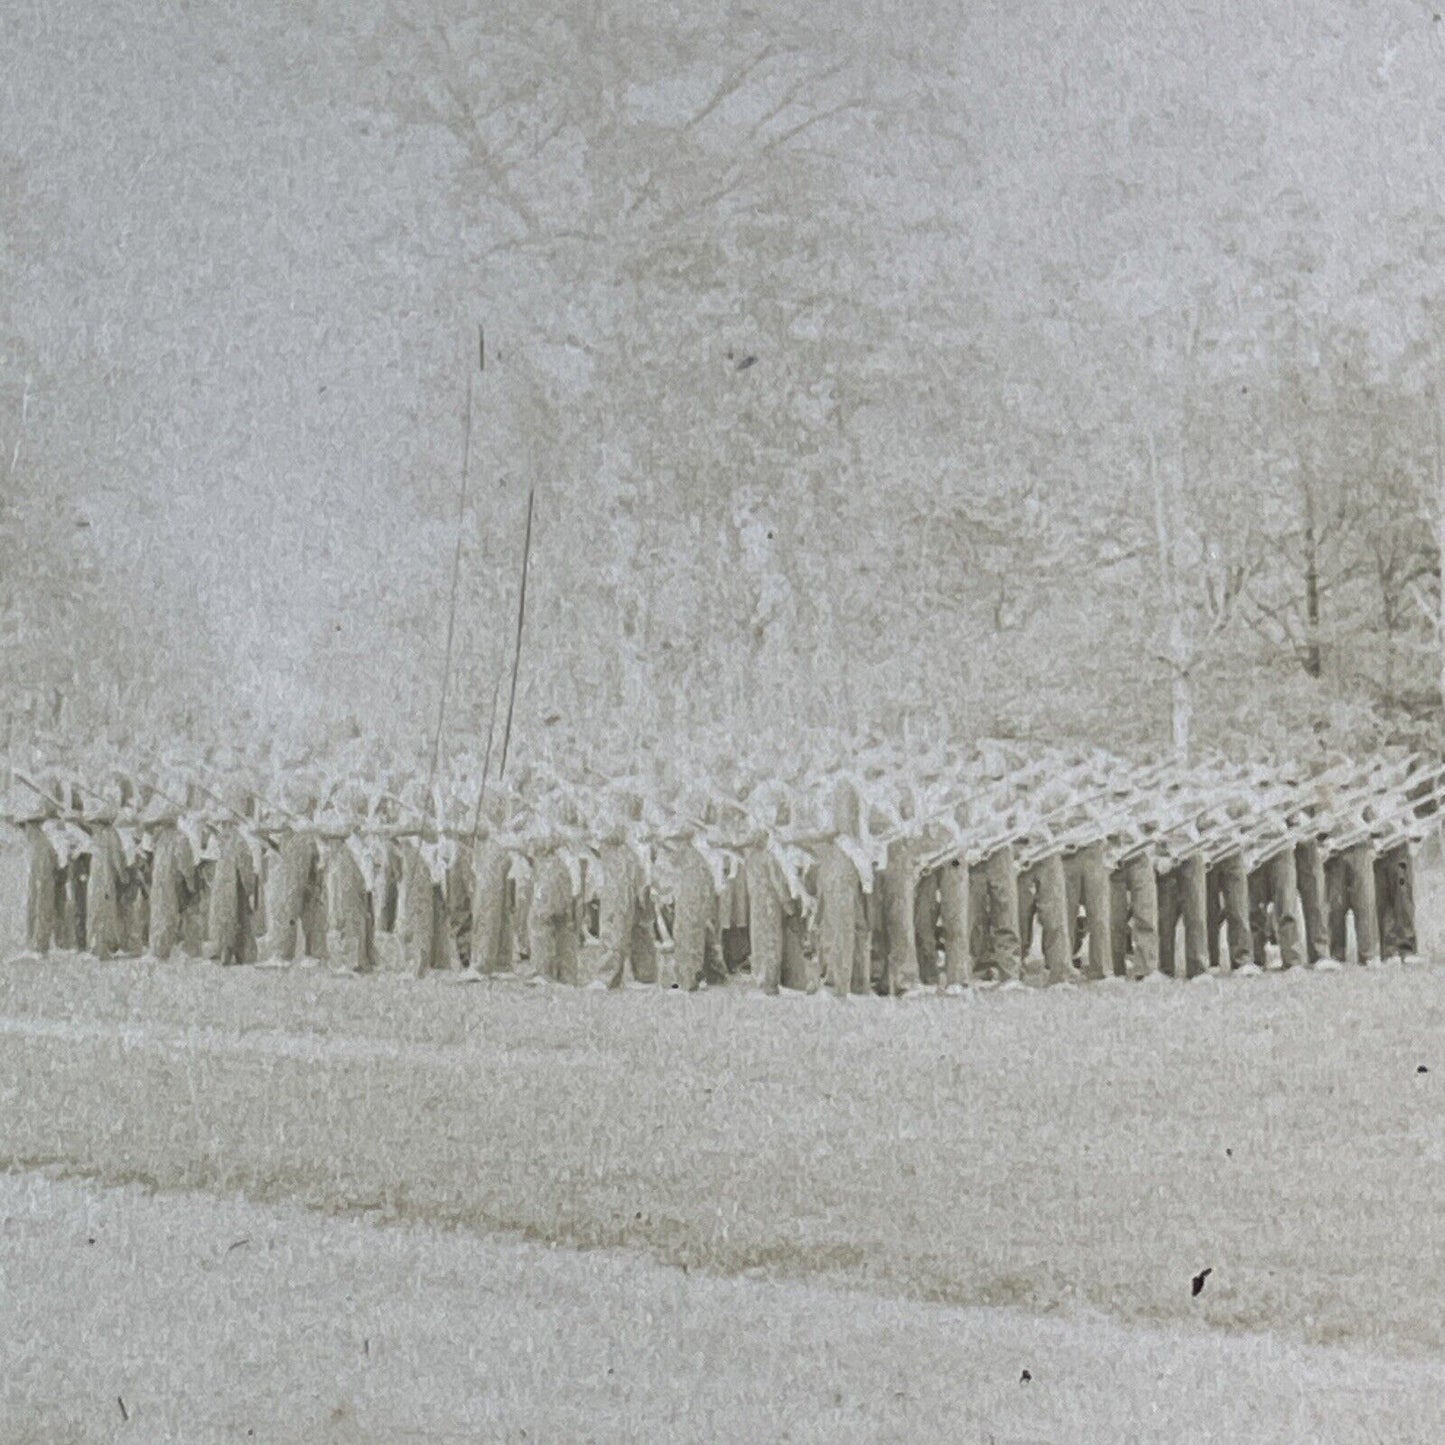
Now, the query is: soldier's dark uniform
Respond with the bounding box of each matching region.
[1017,847,1073,984]
[1247,837,1307,971]
[1325,836,1381,964]
[1109,850,1159,978]
[968,842,1022,983]
[1373,841,1416,959]
[1156,850,1209,979]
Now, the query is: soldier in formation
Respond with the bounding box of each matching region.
[6,737,1442,991]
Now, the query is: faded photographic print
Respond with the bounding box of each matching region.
[2,2,1444,1441]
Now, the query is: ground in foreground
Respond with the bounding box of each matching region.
[0,954,1442,1440]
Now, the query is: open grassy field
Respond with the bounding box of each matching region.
[6,1169,1445,1445]
[0,953,1442,1370]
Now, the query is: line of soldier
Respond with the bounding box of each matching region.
[7,743,1438,994]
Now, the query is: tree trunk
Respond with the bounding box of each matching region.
[1171,663,1192,763]
[1151,433,1191,764]
[1436,395,1445,715]
[1303,487,1323,679]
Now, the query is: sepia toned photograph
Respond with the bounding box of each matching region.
[2,2,1445,1440]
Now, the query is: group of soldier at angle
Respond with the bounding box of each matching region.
[6,737,1435,994]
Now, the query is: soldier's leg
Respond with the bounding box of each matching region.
[1205,865,1223,971]
[478,851,516,975]
[1267,848,1306,970]
[852,885,874,995]
[327,846,371,972]
[1343,841,1380,963]
[672,887,705,992]
[399,846,438,977]
[1063,853,1085,961]
[210,840,243,965]
[24,824,58,954]
[939,858,971,987]
[781,905,812,991]
[1108,868,1130,977]
[883,843,920,995]
[745,852,783,994]
[305,853,332,961]
[87,831,121,961]
[237,848,260,965]
[984,844,1022,982]
[1247,865,1271,969]
[1123,854,1159,976]
[121,865,149,956]
[1034,852,1073,984]
[54,863,77,951]
[1156,868,1180,979]
[270,834,308,962]
[703,912,729,986]
[818,861,852,998]
[1325,854,1349,961]
[526,897,556,982]
[513,870,533,965]
[914,866,941,986]
[633,887,659,984]
[1216,851,1254,969]
[1373,843,1414,957]
[1386,844,1416,954]
[1074,842,1113,980]
[556,909,582,986]
[1176,853,1209,979]
[967,861,990,976]
[599,857,634,989]
[181,859,209,958]
[149,837,182,962]
[1294,840,1328,964]
[751,891,784,995]
[1016,865,1039,968]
